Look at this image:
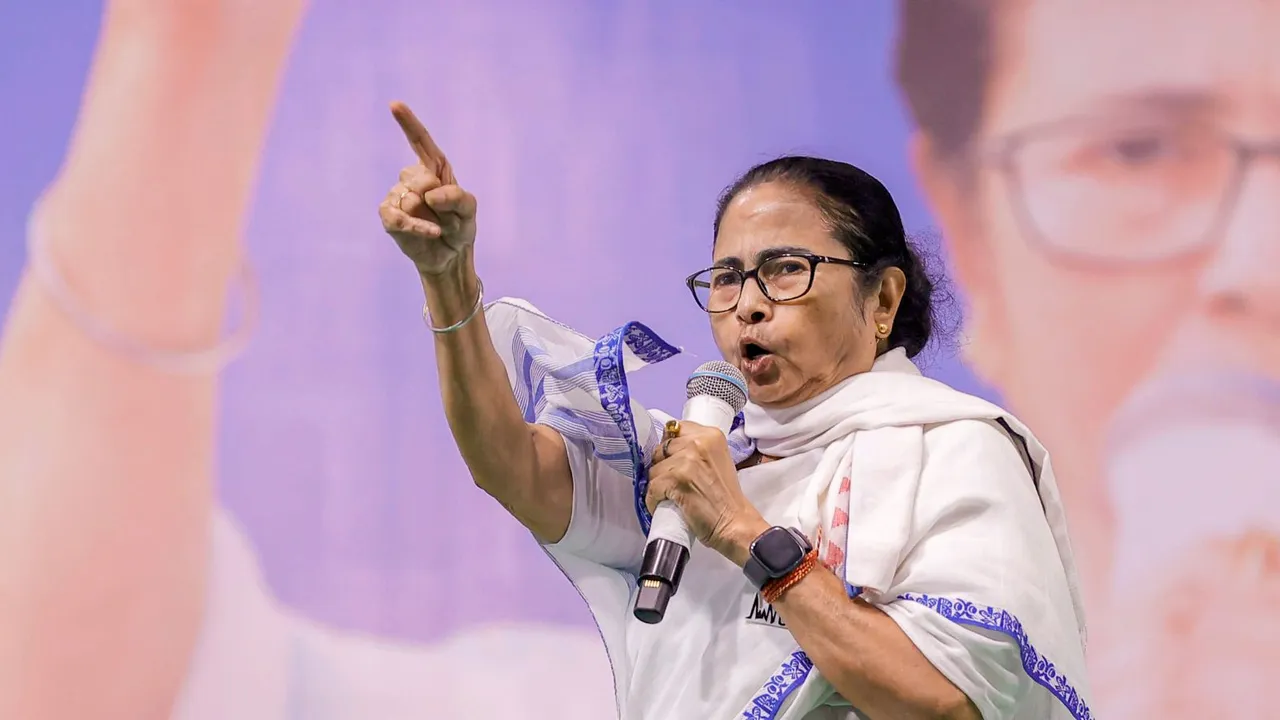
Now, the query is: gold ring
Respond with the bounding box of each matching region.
[397,189,415,211]
[662,437,674,458]
[664,419,681,439]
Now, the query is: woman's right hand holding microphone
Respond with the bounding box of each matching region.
[379,101,482,328]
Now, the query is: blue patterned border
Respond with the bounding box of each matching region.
[740,650,814,720]
[743,593,1091,720]
[509,330,647,478]
[590,322,680,534]
[510,318,754,536]
[898,593,1093,720]
[728,412,755,460]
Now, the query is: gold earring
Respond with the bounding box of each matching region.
[876,323,889,338]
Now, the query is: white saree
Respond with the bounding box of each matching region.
[485,298,1093,720]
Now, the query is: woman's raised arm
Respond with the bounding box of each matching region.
[379,103,576,544]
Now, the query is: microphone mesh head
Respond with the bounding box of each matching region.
[686,361,749,412]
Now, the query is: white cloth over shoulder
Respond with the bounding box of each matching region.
[748,355,1091,719]
[484,297,1094,720]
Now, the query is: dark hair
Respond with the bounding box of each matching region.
[713,156,951,359]
[894,0,994,159]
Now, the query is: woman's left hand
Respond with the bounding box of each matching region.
[647,422,767,563]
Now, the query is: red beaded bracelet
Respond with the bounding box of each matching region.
[761,549,820,605]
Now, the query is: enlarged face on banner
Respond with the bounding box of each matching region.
[907,0,1280,524]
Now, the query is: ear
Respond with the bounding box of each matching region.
[872,266,907,330]
[909,132,1009,381]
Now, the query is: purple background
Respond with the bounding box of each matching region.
[0,0,988,642]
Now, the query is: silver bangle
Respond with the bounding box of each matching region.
[25,203,257,375]
[422,278,484,334]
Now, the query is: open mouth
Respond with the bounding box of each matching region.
[737,338,773,366]
[739,341,775,377]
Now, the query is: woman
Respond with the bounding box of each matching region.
[381,104,1092,719]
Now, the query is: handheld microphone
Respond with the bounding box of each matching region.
[633,361,749,624]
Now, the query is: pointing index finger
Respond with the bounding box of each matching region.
[390,100,448,168]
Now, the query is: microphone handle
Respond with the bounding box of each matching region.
[633,396,736,624]
[632,503,693,624]
[647,500,695,546]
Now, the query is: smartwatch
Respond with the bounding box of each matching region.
[743,526,813,590]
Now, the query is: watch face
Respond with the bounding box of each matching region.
[756,527,806,576]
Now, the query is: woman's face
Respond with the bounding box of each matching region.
[913,0,1280,595]
[708,181,892,408]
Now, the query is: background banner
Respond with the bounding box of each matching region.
[1,1,1275,717]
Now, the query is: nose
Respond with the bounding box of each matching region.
[734,276,773,325]
[1198,147,1280,324]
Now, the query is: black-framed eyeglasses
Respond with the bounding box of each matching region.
[685,252,867,313]
[977,115,1280,268]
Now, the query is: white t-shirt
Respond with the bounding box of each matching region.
[548,419,1058,719]
[172,510,617,720]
